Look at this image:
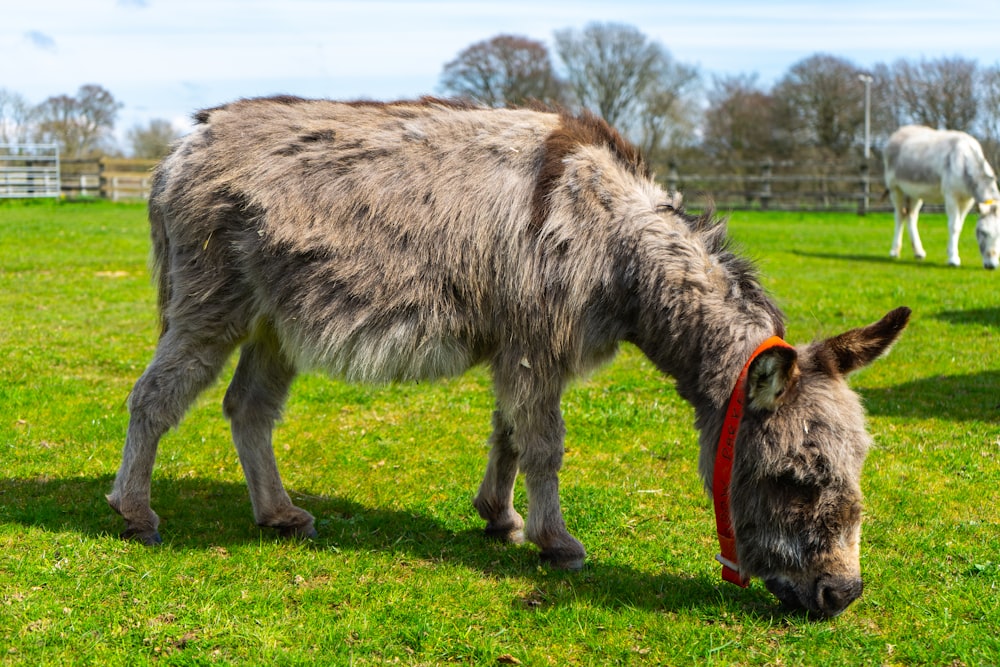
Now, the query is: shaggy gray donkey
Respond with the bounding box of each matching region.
[108,97,910,618]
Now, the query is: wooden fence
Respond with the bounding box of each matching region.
[663,158,895,214]
[60,157,158,201]
[0,152,930,214]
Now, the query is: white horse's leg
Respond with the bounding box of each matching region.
[906,199,926,260]
[944,196,973,267]
[889,191,905,258]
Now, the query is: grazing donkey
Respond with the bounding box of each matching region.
[108,96,910,617]
[884,124,1000,269]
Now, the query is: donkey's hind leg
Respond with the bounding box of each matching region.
[473,408,525,543]
[108,329,237,544]
[222,322,316,539]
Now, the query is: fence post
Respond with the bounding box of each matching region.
[759,158,773,211]
[858,162,870,216]
[666,160,679,198]
[98,158,107,200]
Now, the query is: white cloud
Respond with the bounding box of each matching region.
[24,30,56,52]
[3,0,1000,150]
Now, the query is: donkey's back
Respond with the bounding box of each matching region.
[150,97,573,383]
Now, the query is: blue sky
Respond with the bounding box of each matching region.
[4,0,1000,143]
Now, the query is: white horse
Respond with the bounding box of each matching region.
[884,125,1000,269]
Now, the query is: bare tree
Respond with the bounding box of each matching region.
[33,84,122,157]
[886,57,979,132]
[439,34,564,107]
[127,118,183,159]
[977,64,1000,167]
[703,74,780,161]
[772,54,866,159]
[553,22,700,163]
[0,88,34,144]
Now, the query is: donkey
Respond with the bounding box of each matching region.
[108,96,910,618]
[884,124,1000,269]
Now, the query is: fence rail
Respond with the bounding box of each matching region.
[0,151,940,214]
[0,144,61,199]
[61,157,157,200]
[663,159,897,214]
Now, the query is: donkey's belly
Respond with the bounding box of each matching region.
[277,314,479,384]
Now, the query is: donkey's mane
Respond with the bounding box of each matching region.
[531,108,649,230]
[663,203,786,339]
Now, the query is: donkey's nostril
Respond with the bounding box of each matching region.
[817,577,863,617]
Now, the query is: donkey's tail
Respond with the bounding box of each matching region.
[147,165,172,337]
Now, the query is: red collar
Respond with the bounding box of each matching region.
[712,335,793,587]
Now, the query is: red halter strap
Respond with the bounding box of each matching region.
[712,336,793,587]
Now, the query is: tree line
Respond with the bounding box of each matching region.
[0,84,182,159]
[440,23,1000,173]
[4,21,1000,171]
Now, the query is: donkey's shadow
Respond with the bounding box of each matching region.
[0,474,782,617]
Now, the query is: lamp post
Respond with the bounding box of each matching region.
[858,74,873,159]
[858,74,873,214]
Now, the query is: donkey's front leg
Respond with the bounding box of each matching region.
[518,402,585,569]
[487,368,585,569]
[223,326,316,539]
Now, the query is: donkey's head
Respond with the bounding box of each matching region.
[975,202,1000,269]
[727,307,910,617]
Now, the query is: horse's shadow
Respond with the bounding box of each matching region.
[791,249,962,269]
[0,474,785,617]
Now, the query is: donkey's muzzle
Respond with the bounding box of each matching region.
[815,575,863,617]
[765,574,863,618]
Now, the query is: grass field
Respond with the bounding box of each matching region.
[0,200,997,665]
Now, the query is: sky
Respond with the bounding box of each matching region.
[4,0,1000,147]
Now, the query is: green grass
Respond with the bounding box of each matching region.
[0,200,997,665]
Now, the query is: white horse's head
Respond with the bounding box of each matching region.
[976,202,1000,270]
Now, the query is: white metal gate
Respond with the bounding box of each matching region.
[0,144,61,198]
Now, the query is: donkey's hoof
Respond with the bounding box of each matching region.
[539,549,586,570]
[485,526,526,544]
[121,527,162,546]
[483,517,526,544]
[266,519,318,540]
[538,538,587,570]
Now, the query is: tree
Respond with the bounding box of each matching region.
[703,74,779,161]
[127,118,183,159]
[553,22,700,164]
[0,88,34,144]
[439,35,564,107]
[33,84,122,157]
[978,64,1000,167]
[885,57,979,132]
[772,54,866,159]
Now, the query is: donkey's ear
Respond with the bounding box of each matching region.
[747,346,799,411]
[817,307,911,376]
